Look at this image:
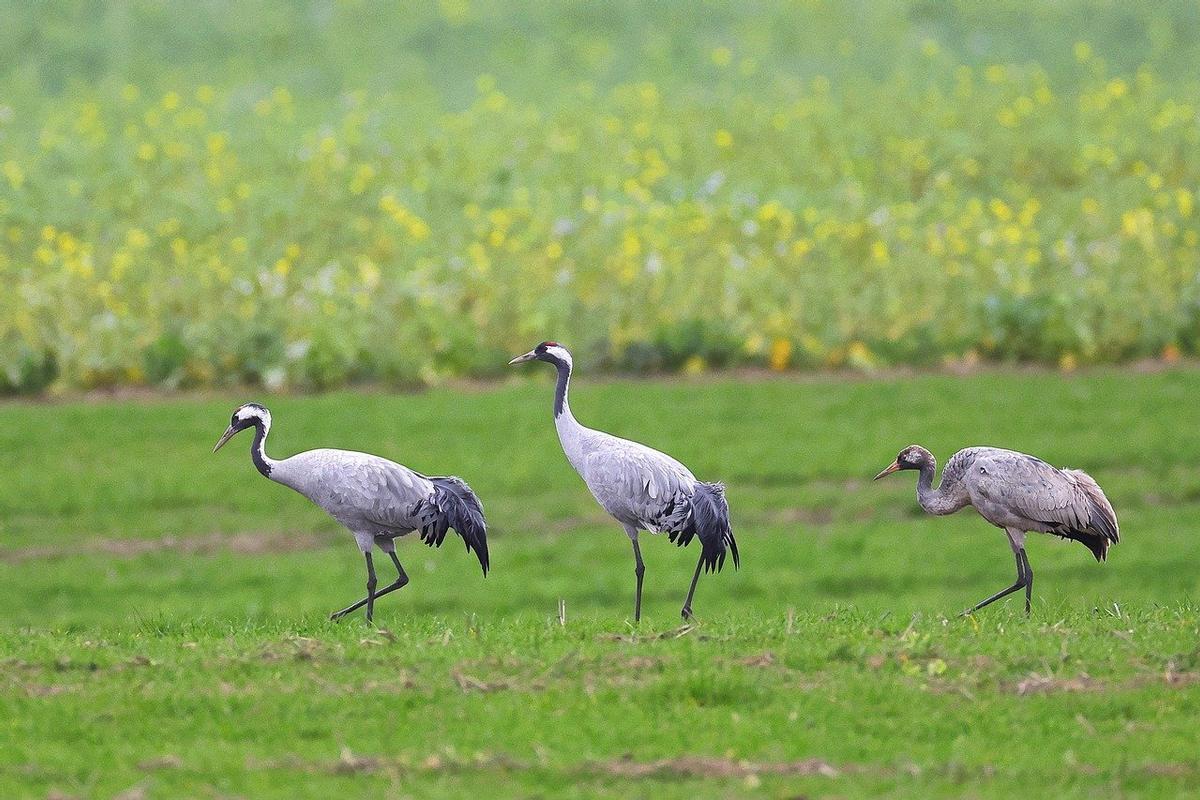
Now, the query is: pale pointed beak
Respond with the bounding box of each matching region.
[212,425,238,453]
[508,350,537,365]
[873,461,901,481]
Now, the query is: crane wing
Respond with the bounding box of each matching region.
[967,450,1118,552]
[321,452,434,531]
[582,438,696,531]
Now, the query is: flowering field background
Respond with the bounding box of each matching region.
[3,0,1200,392]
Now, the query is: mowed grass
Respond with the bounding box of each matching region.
[2,368,1199,797]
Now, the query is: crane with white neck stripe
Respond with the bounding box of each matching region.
[509,342,739,622]
[212,403,489,622]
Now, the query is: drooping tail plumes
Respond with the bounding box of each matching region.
[674,481,739,574]
[419,476,490,575]
[1061,469,1120,562]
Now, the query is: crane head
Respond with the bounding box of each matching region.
[213,402,271,452]
[508,341,572,368]
[874,444,933,480]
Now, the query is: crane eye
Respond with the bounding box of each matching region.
[978,466,987,474]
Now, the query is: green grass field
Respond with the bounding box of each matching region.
[2,368,1199,797]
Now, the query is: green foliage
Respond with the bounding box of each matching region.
[3,1,1200,392]
[1,370,1199,795]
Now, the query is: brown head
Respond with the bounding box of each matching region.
[873,445,935,480]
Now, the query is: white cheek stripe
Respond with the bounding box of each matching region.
[545,346,572,367]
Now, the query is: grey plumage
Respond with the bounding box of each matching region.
[213,402,488,622]
[510,341,738,621]
[875,444,1119,615]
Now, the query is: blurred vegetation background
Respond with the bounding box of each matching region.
[3,0,1200,393]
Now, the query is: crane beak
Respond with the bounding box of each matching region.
[212,425,238,453]
[508,350,537,365]
[873,460,901,480]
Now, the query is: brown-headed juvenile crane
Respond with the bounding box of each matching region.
[509,342,739,622]
[874,445,1119,615]
[212,403,489,622]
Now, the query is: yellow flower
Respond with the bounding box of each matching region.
[621,230,641,257]
[545,241,564,259]
[126,228,150,248]
[161,91,181,110]
[484,91,508,112]
[989,199,1012,221]
[769,338,792,371]
[408,219,431,240]
[711,47,732,67]
[1177,189,1194,217]
[714,129,733,148]
[2,160,23,189]
[206,132,228,155]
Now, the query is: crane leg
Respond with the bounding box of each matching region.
[1019,549,1033,615]
[331,552,409,622]
[630,535,646,623]
[680,554,703,621]
[364,552,378,622]
[961,547,1030,616]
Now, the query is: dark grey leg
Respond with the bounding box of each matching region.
[1019,549,1033,615]
[364,552,378,622]
[331,552,409,622]
[680,554,703,621]
[961,547,1027,616]
[631,537,646,623]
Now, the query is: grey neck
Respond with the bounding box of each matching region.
[915,458,957,515]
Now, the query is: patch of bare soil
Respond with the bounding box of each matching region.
[1010,668,1200,696]
[1013,673,1105,695]
[1,531,330,563]
[591,754,847,779]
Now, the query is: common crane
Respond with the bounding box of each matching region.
[212,403,488,622]
[509,342,738,622]
[874,445,1119,615]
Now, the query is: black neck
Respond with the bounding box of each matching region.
[250,422,272,477]
[553,361,571,418]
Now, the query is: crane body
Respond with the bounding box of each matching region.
[213,403,488,622]
[510,342,738,621]
[875,445,1119,615]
